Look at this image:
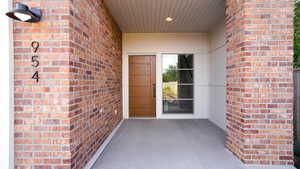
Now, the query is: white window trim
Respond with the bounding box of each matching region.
[0,0,14,168]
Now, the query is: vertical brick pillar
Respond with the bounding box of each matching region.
[14,1,72,168]
[225,0,294,165]
[13,0,122,168]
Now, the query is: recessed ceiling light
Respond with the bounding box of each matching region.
[165,17,173,22]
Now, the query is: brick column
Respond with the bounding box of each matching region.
[13,0,122,168]
[13,1,72,168]
[225,0,294,165]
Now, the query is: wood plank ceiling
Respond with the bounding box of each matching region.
[103,0,225,33]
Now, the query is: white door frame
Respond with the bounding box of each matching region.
[123,52,200,119]
[0,0,14,168]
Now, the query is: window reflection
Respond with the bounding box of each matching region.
[163,84,193,99]
[178,54,193,69]
[162,54,194,114]
[163,100,193,114]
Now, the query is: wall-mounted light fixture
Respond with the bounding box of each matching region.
[6,3,42,23]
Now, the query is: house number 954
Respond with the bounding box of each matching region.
[31,41,40,82]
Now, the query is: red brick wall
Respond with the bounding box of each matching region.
[69,0,122,168]
[13,0,122,168]
[14,0,72,168]
[225,0,294,165]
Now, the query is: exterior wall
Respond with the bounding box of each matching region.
[69,0,122,168]
[225,0,294,165]
[208,23,227,130]
[13,0,122,168]
[122,33,210,119]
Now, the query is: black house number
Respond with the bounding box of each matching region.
[31,41,40,82]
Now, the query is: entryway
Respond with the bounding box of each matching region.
[6,0,295,167]
[91,120,294,169]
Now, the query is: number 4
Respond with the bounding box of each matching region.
[32,71,39,82]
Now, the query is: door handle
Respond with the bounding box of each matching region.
[153,84,156,98]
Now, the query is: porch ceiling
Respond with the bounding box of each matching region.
[103,0,225,33]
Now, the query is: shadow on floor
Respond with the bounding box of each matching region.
[92,119,295,169]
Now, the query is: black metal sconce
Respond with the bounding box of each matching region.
[6,3,42,23]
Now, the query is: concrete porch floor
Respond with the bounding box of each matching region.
[91,119,295,169]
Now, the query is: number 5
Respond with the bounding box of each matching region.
[32,56,39,68]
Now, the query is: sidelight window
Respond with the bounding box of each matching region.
[162,54,194,114]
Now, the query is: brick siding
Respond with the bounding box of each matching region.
[13,0,122,168]
[225,0,294,165]
[69,0,122,168]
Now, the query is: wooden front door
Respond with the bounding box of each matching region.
[129,55,156,117]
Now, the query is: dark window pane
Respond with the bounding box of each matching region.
[163,84,193,99]
[178,70,193,83]
[178,54,193,69]
[163,100,193,114]
[178,85,193,98]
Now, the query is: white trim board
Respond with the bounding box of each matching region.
[84,119,124,169]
